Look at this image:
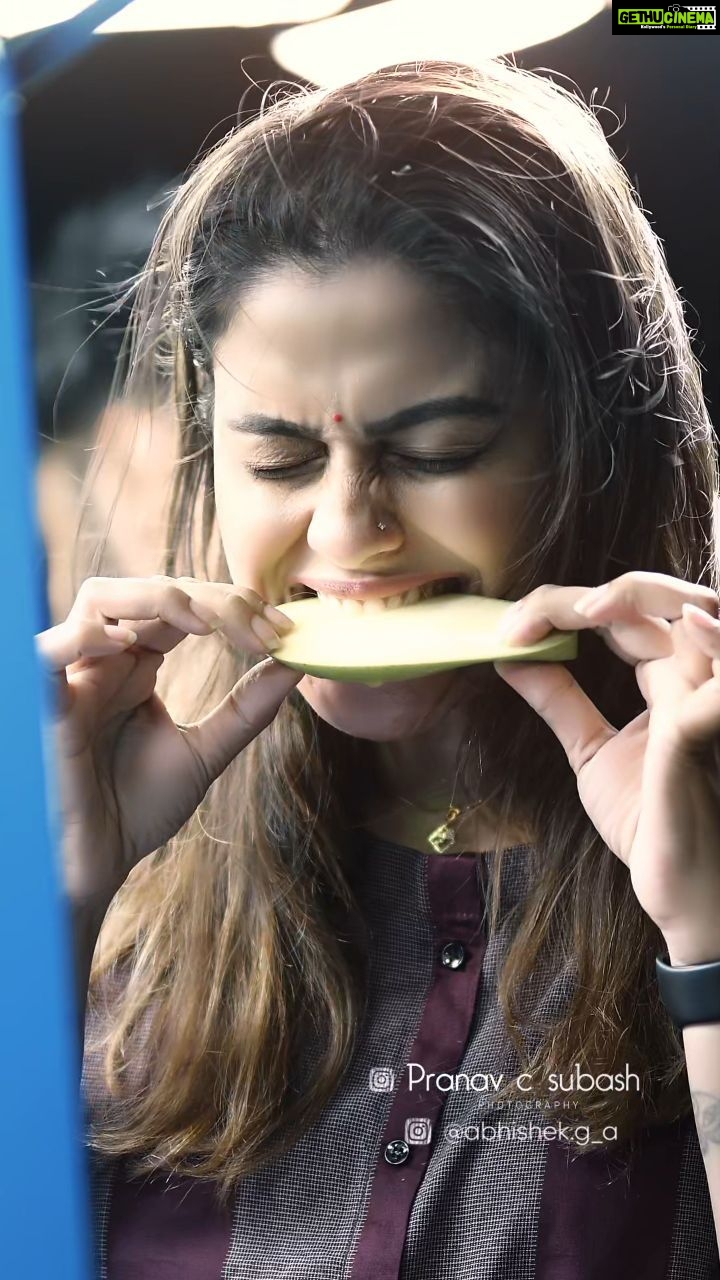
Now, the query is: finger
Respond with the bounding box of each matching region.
[573,571,718,625]
[670,609,714,688]
[71,576,292,656]
[634,658,653,707]
[36,620,139,672]
[36,621,143,730]
[671,674,720,755]
[179,657,303,785]
[77,648,166,720]
[115,617,198,655]
[682,603,720,656]
[173,576,294,634]
[500,588,603,645]
[502,585,672,664]
[68,575,221,634]
[625,655,688,714]
[639,654,694,723]
[493,661,616,776]
[586,616,672,666]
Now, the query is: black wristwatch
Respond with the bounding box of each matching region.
[656,952,720,1029]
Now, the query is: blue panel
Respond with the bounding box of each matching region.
[0,46,92,1280]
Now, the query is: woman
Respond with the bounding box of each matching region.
[37,57,720,1278]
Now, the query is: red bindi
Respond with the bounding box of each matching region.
[332,412,344,422]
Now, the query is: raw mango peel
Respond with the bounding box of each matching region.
[272,593,577,683]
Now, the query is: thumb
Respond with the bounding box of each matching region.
[182,657,303,784]
[493,660,616,775]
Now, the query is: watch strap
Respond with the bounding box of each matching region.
[656,951,720,1029]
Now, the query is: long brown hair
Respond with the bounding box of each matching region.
[78,57,718,1206]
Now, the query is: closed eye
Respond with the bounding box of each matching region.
[244,444,498,481]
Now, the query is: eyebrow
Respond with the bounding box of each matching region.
[225,394,506,443]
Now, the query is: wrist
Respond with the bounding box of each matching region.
[661,933,720,968]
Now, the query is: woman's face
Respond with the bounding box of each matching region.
[212,257,547,742]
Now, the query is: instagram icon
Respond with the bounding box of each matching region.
[405,1118,433,1145]
[369,1068,396,1092]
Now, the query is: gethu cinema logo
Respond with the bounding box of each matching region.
[618,7,716,25]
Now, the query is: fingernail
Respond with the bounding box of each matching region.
[499,602,524,636]
[251,615,282,650]
[189,601,223,630]
[263,604,295,632]
[103,625,138,645]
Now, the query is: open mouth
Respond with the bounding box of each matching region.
[287,575,470,611]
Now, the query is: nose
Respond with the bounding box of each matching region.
[304,467,402,566]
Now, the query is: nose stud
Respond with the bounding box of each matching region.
[332,412,344,423]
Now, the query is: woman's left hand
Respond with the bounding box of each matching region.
[494,571,720,966]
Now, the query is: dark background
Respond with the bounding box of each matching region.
[18,3,720,431]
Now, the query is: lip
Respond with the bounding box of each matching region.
[289,572,467,601]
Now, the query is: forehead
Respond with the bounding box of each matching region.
[212,258,502,416]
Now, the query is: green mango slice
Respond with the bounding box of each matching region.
[272,593,577,684]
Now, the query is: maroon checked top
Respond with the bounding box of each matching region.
[81,830,719,1279]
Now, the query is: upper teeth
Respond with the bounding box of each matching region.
[311,581,456,611]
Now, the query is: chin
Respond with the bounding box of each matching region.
[296,667,465,741]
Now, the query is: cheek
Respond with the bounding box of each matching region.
[430,475,536,598]
[434,478,522,552]
[213,468,294,590]
[214,448,261,529]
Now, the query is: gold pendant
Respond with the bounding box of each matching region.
[427,805,462,854]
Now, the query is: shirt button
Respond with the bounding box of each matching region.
[440,940,467,970]
[384,1139,410,1166]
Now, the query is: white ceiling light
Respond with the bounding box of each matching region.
[272,0,608,88]
[2,1,350,40]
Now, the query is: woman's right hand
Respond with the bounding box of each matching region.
[35,575,301,905]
